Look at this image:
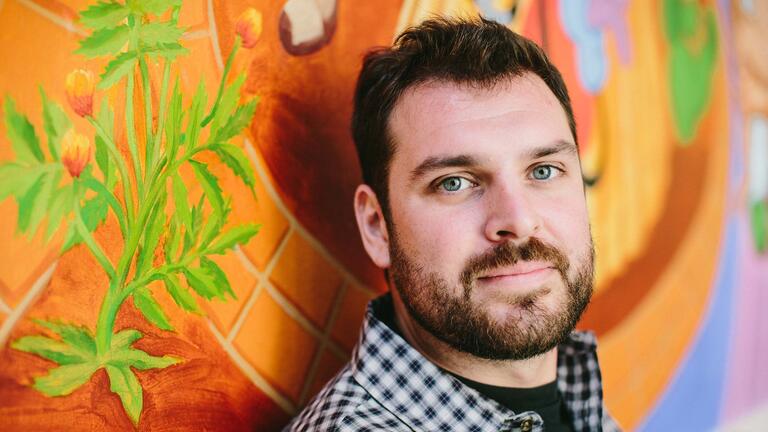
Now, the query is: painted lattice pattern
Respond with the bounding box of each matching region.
[0,0,375,420]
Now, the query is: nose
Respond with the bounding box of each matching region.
[482,182,541,243]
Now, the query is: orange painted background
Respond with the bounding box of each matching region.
[0,0,766,431]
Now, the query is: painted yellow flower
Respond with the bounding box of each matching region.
[236,8,263,49]
[61,129,92,178]
[65,69,95,117]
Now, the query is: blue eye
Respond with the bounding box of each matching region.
[439,176,473,192]
[531,165,559,180]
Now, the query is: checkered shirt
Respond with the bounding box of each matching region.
[287,294,621,431]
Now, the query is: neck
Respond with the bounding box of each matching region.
[391,290,558,388]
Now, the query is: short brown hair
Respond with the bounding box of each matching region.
[351,16,577,216]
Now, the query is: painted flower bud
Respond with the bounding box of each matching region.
[61,129,92,178]
[65,69,95,117]
[236,8,263,49]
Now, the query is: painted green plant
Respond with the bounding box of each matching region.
[663,0,718,144]
[0,0,263,426]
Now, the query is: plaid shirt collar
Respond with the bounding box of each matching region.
[349,293,607,432]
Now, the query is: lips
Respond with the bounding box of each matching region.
[477,262,555,280]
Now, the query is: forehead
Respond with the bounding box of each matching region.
[387,74,573,166]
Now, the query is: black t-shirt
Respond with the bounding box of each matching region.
[376,303,573,431]
[450,374,573,432]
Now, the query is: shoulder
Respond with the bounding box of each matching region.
[285,365,363,432]
[284,364,409,432]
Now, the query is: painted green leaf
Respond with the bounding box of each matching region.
[133,287,173,331]
[81,171,126,236]
[200,256,235,300]
[189,160,224,219]
[209,74,246,140]
[46,184,73,241]
[136,194,166,274]
[33,362,99,397]
[170,173,191,231]
[105,365,142,426]
[0,163,26,201]
[162,272,201,314]
[0,163,45,203]
[211,98,258,144]
[209,223,260,255]
[111,329,142,350]
[198,207,223,250]
[12,335,91,365]
[40,88,71,161]
[108,346,180,370]
[213,142,256,192]
[129,0,182,15]
[99,51,137,89]
[191,195,205,231]
[138,22,184,47]
[80,181,109,227]
[33,319,96,356]
[164,217,181,262]
[145,42,189,59]
[79,1,130,30]
[17,173,47,234]
[164,78,184,158]
[62,191,109,252]
[182,266,219,300]
[183,198,203,254]
[76,24,130,58]
[185,81,207,149]
[4,96,44,164]
[94,98,115,187]
[26,169,62,236]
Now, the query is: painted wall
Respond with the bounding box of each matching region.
[0,0,765,430]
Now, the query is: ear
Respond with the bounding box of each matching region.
[353,184,391,269]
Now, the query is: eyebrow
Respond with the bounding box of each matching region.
[409,154,480,182]
[526,140,578,159]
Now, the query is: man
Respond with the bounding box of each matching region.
[288,16,620,432]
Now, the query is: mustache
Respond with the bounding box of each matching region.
[459,238,570,287]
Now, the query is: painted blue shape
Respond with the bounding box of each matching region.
[474,0,514,24]
[558,0,606,93]
[637,217,739,431]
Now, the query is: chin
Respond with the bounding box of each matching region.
[488,291,564,320]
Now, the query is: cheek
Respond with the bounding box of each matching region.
[392,199,481,274]
[541,195,591,259]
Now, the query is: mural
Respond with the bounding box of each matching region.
[0,0,765,431]
[0,0,263,426]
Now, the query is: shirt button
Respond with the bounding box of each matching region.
[520,417,533,432]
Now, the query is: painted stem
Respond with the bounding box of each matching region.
[139,57,154,181]
[94,281,121,355]
[121,249,201,302]
[81,176,128,238]
[89,117,135,226]
[149,60,171,178]
[93,12,228,355]
[72,180,116,280]
[125,73,144,199]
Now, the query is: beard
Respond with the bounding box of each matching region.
[389,234,594,361]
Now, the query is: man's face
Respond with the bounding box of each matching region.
[384,74,594,360]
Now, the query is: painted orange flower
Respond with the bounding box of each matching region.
[61,129,92,178]
[65,69,95,117]
[236,8,263,49]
